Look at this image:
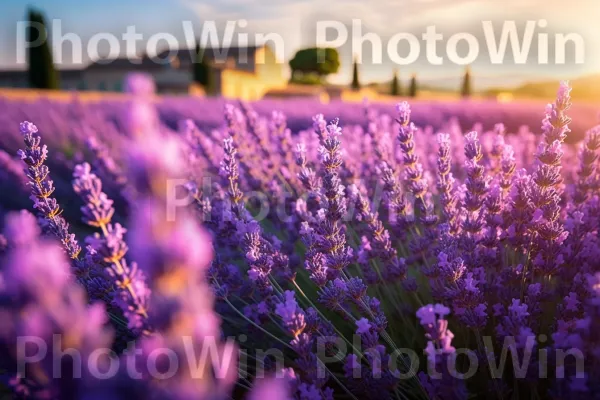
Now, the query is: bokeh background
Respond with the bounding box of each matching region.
[1,0,600,102]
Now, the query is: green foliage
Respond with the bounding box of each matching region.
[409,74,418,98]
[27,8,60,90]
[391,69,401,96]
[193,43,216,95]
[461,66,472,98]
[351,57,360,90]
[289,48,340,81]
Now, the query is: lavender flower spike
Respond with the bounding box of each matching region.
[395,101,432,220]
[530,81,572,277]
[73,162,150,333]
[417,304,467,400]
[316,118,353,274]
[17,121,81,260]
[436,133,459,232]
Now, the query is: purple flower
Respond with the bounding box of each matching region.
[0,212,112,397]
[130,200,214,283]
[395,101,411,126]
[17,121,81,260]
[355,318,372,335]
[529,82,572,277]
[73,162,115,227]
[72,162,150,333]
[276,291,306,337]
[417,304,465,399]
[123,72,156,96]
[3,82,598,399]
[248,377,292,400]
[3,210,40,246]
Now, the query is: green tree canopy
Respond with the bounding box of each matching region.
[27,8,60,90]
[289,47,340,82]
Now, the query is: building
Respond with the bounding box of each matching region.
[150,45,287,99]
[0,44,287,100]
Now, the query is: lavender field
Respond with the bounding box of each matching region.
[1,80,600,400]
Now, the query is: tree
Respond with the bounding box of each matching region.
[351,56,360,90]
[193,42,215,95]
[409,74,418,98]
[27,8,60,90]
[461,66,473,98]
[391,69,401,96]
[289,48,340,84]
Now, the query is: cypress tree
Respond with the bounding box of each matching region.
[27,9,60,89]
[461,66,473,98]
[409,74,418,98]
[391,69,401,96]
[351,56,360,90]
[193,42,215,95]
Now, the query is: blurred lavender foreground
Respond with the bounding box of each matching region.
[0,77,600,400]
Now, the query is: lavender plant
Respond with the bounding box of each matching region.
[1,81,600,399]
[72,162,150,335]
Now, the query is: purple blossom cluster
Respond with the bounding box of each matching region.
[1,81,600,399]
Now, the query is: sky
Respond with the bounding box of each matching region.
[1,0,599,87]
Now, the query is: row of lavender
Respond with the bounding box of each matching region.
[2,94,597,224]
[0,80,599,399]
[1,95,598,154]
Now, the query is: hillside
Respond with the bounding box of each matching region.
[486,74,600,103]
[366,74,600,104]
